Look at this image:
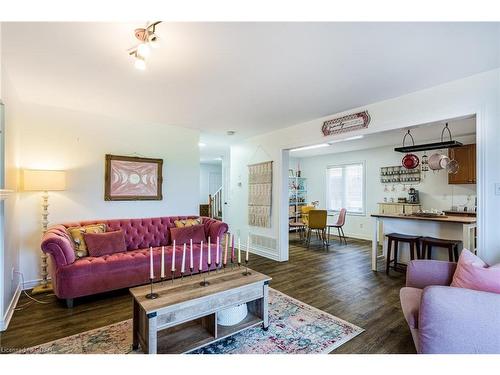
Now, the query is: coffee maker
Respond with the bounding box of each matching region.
[408,188,419,204]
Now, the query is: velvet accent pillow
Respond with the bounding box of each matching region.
[170,224,206,245]
[68,223,107,258]
[83,230,127,257]
[174,218,202,228]
[451,249,500,294]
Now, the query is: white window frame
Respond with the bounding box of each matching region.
[325,161,366,216]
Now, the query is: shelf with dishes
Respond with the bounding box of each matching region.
[380,165,421,184]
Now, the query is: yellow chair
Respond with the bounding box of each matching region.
[306,209,328,248]
[301,205,314,227]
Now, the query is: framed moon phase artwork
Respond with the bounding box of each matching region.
[104,154,163,201]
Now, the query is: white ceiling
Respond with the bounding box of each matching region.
[290,116,476,158]
[2,22,499,145]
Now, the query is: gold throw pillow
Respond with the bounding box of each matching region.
[174,218,202,228]
[68,224,107,258]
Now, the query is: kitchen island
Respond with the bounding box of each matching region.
[370,213,477,271]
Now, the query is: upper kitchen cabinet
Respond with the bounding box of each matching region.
[448,143,476,184]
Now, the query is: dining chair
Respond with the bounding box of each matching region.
[301,205,314,227]
[327,208,348,245]
[306,209,328,248]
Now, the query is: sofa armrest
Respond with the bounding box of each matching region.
[41,225,76,267]
[418,286,500,353]
[202,217,229,241]
[406,260,457,288]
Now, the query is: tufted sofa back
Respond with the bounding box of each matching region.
[61,216,205,251]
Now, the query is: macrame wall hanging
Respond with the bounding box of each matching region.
[247,161,273,228]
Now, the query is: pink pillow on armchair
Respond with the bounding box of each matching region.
[83,230,127,257]
[451,249,500,294]
[170,224,206,244]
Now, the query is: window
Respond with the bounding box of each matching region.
[326,163,365,215]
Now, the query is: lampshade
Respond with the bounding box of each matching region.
[22,169,66,191]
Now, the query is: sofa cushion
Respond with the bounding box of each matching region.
[84,230,127,257]
[174,218,202,228]
[451,249,500,294]
[67,223,106,258]
[170,224,206,245]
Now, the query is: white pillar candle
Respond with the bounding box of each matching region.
[207,237,211,265]
[199,241,204,271]
[238,237,241,264]
[149,246,154,279]
[161,246,165,278]
[190,239,194,269]
[181,243,186,273]
[171,240,176,272]
[223,233,228,265]
[246,235,250,262]
[216,236,220,264]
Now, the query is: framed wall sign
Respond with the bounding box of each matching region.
[321,110,370,136]
[104,154,163,201]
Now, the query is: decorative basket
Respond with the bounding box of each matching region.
[217,303,248,326]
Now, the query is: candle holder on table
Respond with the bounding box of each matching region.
[199,271,210,287]
[171,270,175,284]
[242,260,251,276]
[145,278,159,299]
[190,266,193,278]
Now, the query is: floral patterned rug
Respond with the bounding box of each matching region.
[17,289,363,354]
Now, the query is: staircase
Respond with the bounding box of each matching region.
[208,187,223,220]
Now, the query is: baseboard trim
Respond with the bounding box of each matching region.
[21,278,45,290]
[239,244,280,262]
[1,283,21,331]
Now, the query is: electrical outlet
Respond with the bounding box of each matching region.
[495,183,500,196]
[360,223,364,229]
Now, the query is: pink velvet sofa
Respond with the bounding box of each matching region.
[41,216,228,307]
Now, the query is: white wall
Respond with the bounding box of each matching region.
[199,163,222,204]
[1,24,23,330]
[296,136,476,240]
[228,69,500,264]
[13,101,200,286]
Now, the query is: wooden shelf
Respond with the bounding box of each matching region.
[157,317,215,354]
[217,312,262,339]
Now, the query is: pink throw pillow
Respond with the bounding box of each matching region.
[83,230,127,257]
[451,249,500,294]
[170,224,206,245]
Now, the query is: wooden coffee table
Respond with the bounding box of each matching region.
[129,268,271,354]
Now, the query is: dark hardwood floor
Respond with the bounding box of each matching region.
[0,234,415,353]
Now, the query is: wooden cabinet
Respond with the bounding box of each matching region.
[448,144,476,184]
[378,203,421,215]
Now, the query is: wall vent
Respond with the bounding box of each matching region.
[250,233,277,251]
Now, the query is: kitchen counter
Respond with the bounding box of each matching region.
[371,213,476,224]
[370,213,477,271]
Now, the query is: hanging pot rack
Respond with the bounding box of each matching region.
[394,123,463,153]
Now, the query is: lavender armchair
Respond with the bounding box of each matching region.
[400,260,500,354]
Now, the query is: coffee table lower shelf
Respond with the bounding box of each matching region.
[155,311,263,354]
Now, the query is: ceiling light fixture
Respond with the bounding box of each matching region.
[290,143,330,152]
[327,135,364,144]
[198,142,206,147]
[128,21,162,70]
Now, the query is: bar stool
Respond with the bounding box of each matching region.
[385,233,421,274]
[421,237,461,262]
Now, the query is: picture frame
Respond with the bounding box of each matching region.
[104,154,163,201]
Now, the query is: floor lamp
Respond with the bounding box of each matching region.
[23,169,66,294]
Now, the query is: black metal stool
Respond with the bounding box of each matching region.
[385,233,421,274]
[421,237,461,262]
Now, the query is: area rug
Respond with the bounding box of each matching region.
[17,289,363,354]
